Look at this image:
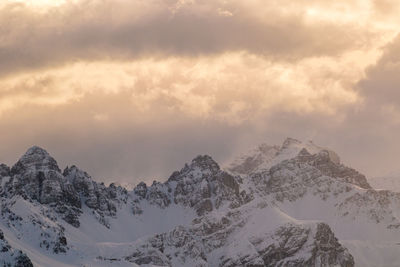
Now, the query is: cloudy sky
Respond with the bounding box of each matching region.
[1,0,400,183]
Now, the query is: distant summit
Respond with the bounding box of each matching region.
[227,137,340,175]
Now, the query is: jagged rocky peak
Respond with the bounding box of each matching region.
[281,137,302,149]
[227,143,280,175]
[170,155,244,215]
[4,146,66,205]
[63,165,121,222]
[285,138,341,165]
[297,148,337,164]
[294,148,372,189]
[168,154,220,182]
[130,154,246,216]
[189,154,220,173]
[2,146,127,228]
[11,146,61,175]
[133,182,147,199]
[63,165,93,188]
[227,137,342,175]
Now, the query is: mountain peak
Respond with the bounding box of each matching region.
[24,146,50,157]
[227,138,342,175]
[11,146,61,174]
[281,137,302,149]
[168,155,221,183]
[190,155,220,172]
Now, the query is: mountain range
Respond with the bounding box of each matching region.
[1,138,399,266]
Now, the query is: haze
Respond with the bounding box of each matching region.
[1,0,400,184]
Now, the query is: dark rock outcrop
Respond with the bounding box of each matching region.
[2,147,128,228]
[298,149,371,189]
[0,164,10,177]
[132,155,248,216]
[221,223,354,267]
[125,217,353,267]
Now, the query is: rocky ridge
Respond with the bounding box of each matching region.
[1,147,128,228]
[131,155,249,217]
[0,139,400,266]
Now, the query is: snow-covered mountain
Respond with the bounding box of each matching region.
[1,138,400,266]
[227,138,340,175]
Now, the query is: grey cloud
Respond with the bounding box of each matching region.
[358,34,400,107]
[335,33,400,176]
[0,0,370,76]
[2,0,400,184]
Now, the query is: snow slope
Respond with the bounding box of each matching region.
[0,139,399,266]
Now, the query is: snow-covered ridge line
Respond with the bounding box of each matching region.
[226,137,341,176]
[1,139,400,266]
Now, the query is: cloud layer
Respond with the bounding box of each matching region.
[0,0,380,76]
[1,0,400,182]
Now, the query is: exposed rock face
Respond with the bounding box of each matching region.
[1,147,128,228]
[311,223,355,267]
[4,141,400,266]
[337,189,400,225]
[132,155,247,216]
[228,138,341,176]
[2,147,82,227]
[0,229,34,267]
[63,166,128,227]
[125,225,208,266]
[246,147,400,233]
[11,146,61,174]
[251,148,371,202]
[0,163,10,177]
[133,182,147,199]
[169,155,243,214]
[228,144,280,175]
[9,146,65,204]
[221,223,354,267]
[299,149,371,189]
[125,218,354,267]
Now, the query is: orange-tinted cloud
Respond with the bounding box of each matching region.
[1,0,400,182]
[0,0,381,76]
